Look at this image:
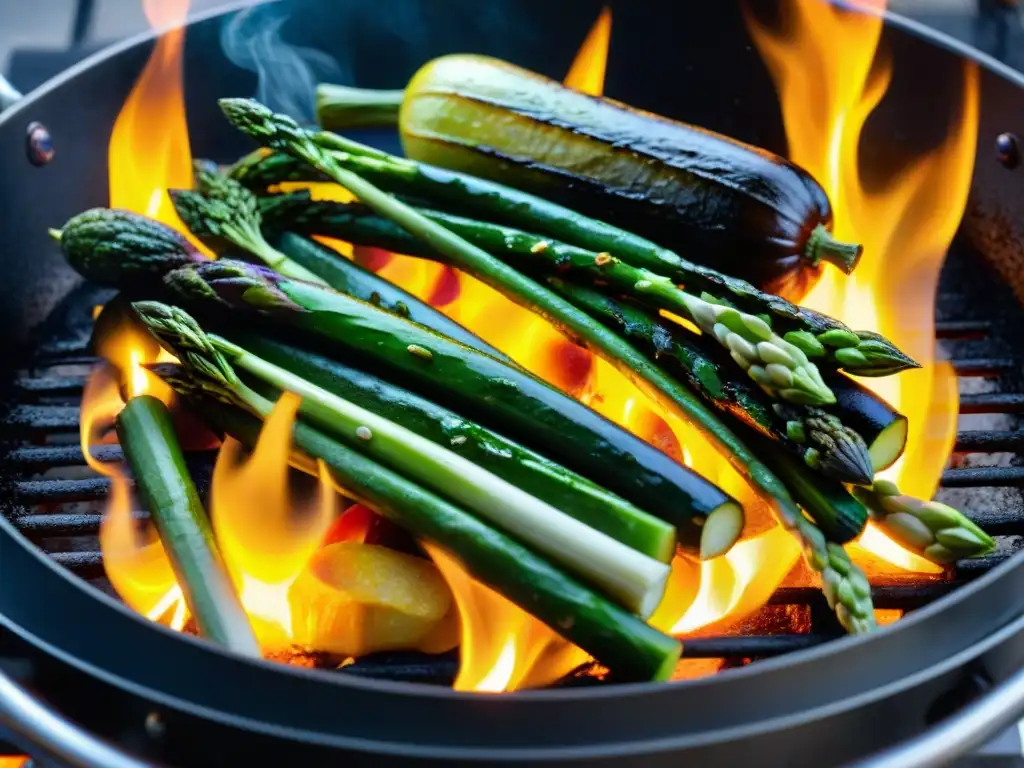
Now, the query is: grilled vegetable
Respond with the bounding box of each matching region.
[151,262,741,561]
[548,281,872,485]
[54,204,739,560]
[165,381,681,681]
[853,480,995,564]
[745,433,869,544]
[136,301,672,617]
[115,395,259,656]
[254,188,915,378]
[827,374,909,471]
[257,195,834,405]
[170,162,326,284]
[51,208,202,287]
[314,55,862,292]
[221,98,876,632]
[288,541,459,656]
[227,332,677,562]
[171,165,509,361]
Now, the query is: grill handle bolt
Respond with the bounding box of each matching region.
[144,711,166,740]
[996,132,1019,169]
[25,122,54,167]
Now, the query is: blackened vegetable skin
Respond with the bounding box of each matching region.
[398,54,856,291]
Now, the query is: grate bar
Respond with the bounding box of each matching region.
[772,582,958,610]
[959,393,1024,414]
[13,513,105,538]
[3,444,122,470]
[12,375,86,399]
[33,339,91,360]
[13,477,111,504]
[941,467,1024,487]
[935,320,990,340]
[951,358,1020,376]
[50,551,104,579]
[953,554,1007,575]
[1,405,80,433]
[681,635,829,657]
[11,511,147,539]
[954,430,1024,452]
[959,507,1024,536]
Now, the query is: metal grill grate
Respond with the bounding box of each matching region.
[1,252,1021,683]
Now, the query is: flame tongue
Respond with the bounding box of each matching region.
[211,393,334,649]
[745,0,974,571]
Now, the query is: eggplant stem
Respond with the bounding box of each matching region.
[806,224,862,274]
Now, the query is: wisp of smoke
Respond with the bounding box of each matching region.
[220,5,345,125]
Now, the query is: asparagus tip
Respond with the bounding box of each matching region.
[852,481,995,565]
[801,410,875,486]
[806,224,862,274]
[838,331,921,377]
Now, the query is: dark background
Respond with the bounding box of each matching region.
[0,0,1017,100]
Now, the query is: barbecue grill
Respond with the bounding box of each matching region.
[1,0,1023,764]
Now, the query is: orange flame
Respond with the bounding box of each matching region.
[211,393,334,650]
[745,0,975,574]
[87,362,187,630]
[108,0,210,255]
[90,0,198,636]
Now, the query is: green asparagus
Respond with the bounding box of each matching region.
[115,395,259,655]
[170,162,325,284]
[156,370,681,681]
[853,480,995,564]
[228,146,916,377]
[134,301,672,618]
[256,194,834,405]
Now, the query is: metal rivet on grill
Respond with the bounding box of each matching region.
[145,711,166,739]
[995,132,1019,169]
[25,122,54,166]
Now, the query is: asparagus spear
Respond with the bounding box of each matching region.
[259,195,874,482]
[156,371,680,681]
[270,232,512,362]
[219,332,678,562]
[169,162,326,284]
[547,281,873,485]
[219,99,877,631]
[256,194,833,405]
[115,395,260,656]
[174,166,512,363]
[133,301,672,618]
[228,147,916,377]
[67,245,743,563]
[745,434,869,544]
[317,84,405,129]
[852,480,995,565]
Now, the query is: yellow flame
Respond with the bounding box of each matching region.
[564,6,612,95]
[87,363,186,629]
[745,0,975,575]
[211,392,334,650]
[108,0,210,254]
